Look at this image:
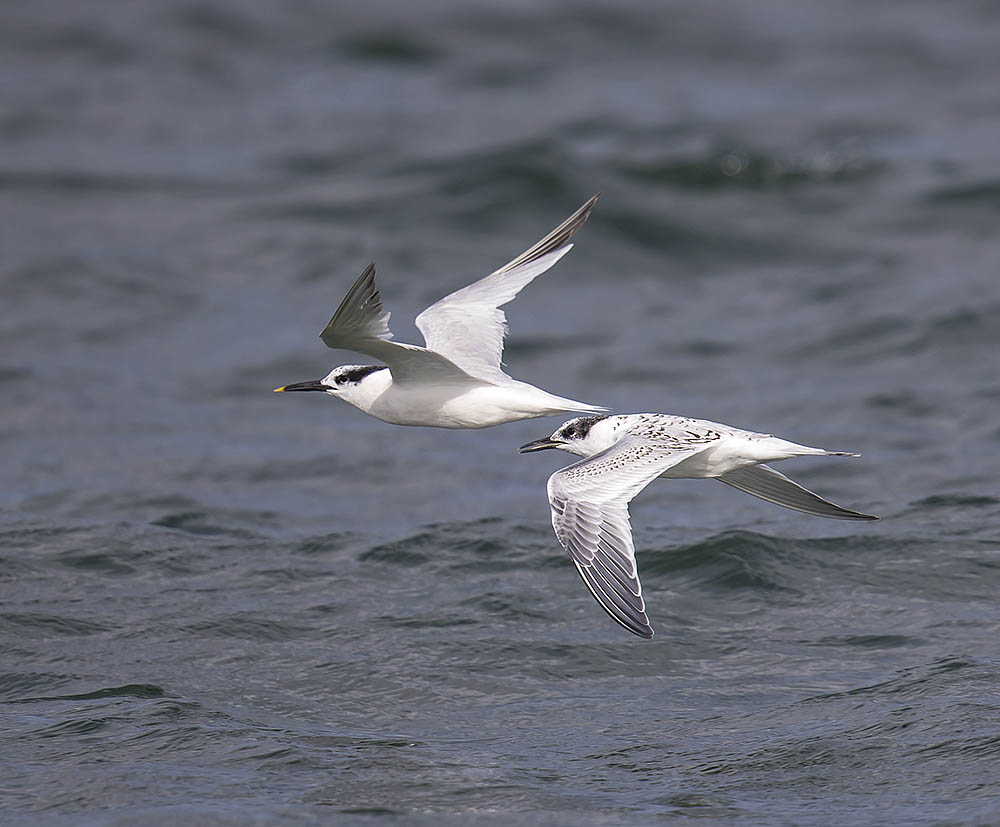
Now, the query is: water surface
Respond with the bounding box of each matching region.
[3,1,1000,824]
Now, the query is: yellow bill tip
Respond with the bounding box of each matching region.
[273,386,286,393]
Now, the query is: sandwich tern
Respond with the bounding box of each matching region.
[520,413,878,639]
[275,195,606,428]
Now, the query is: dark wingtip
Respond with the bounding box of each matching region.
[496,193,601,275]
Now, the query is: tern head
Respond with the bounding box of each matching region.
[274,365,390,406]
[518,415,618,458]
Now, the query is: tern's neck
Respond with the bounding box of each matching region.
[337,369,393,412]
[574,415,630,456]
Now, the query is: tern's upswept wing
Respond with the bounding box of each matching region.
[415,194,599,383]
[546,435,704,639]
[319,195,599,385]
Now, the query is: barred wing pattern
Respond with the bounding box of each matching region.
[545,435,709,638]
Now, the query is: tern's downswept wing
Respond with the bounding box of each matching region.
[717,464,879,521]
[319,263,476,384]
[546,435,704,639]
[414,194,599,383]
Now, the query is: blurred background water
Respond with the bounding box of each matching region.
[2,1,1000,824]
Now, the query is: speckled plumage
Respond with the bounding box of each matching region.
[521,413,878,639]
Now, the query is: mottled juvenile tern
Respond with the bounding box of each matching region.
[275,195,606,428]
[520,413,878,639]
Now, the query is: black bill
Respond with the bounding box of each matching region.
[274,380,328,393]
[518,438,564,453]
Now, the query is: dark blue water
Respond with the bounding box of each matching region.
[3,1,1000,823]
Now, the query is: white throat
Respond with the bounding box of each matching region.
[327,368,393,413]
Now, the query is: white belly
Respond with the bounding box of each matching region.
[366,383,551,429]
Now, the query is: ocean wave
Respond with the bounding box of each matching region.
[181,615,316,642]
[619,146,885,191]
[794,303,1000,363]
[641,529,836,595]
[0,611,111,638]
[359,518,556,572]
